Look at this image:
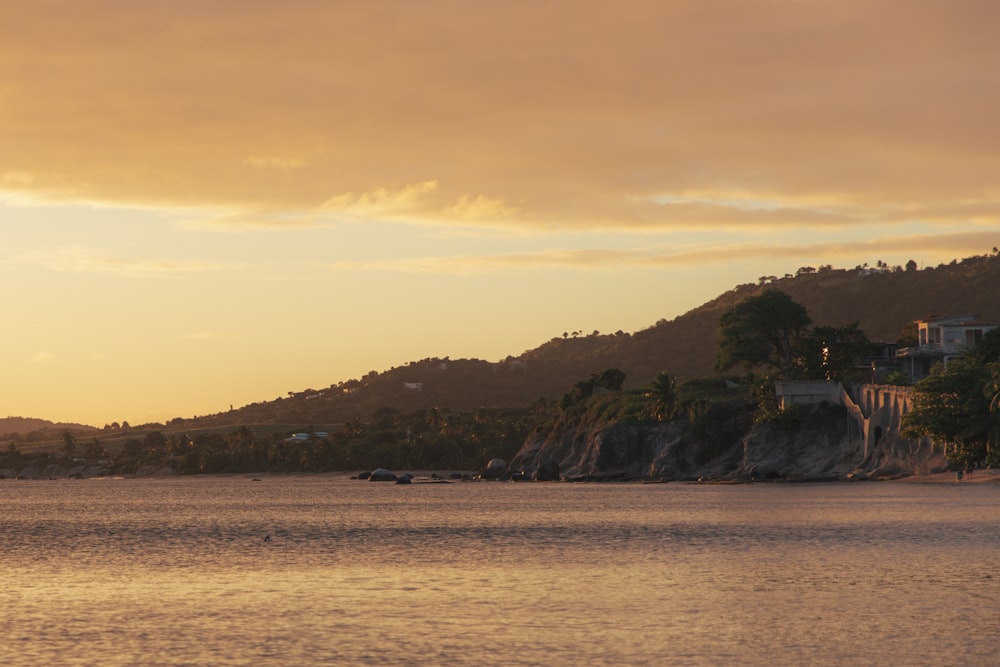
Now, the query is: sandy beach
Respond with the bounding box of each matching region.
[892,468,1000,484]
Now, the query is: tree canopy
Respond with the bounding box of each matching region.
[802,323,871,382]
[715,290,871,382]
[903,356,1000,467]
[715,289,813,380]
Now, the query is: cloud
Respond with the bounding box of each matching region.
[188,181,520,230]
[320,181,440,218]
[0,1,997,232]
[30,352,55,364]
[2,172,36,186]
[7,246,235,276]
[327,229,1000,274]
[446,194,520,222]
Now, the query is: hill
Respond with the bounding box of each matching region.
[0,417,97,440]
[158,251,1000,429]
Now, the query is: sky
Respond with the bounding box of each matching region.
[2,1,1000,427]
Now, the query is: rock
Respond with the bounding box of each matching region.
[368,468,398,482]
[533,460,560,481]
[481,458,507,479]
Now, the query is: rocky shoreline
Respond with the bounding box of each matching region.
[3,463,998,484]
[507,403,975,483]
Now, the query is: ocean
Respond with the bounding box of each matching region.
[2,476,997,666]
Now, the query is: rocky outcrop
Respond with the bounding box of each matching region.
[856,432,949,478]
[513,421,713,481]
[740,420,859,480]
[533,460,561,481]
[512,403,950,482]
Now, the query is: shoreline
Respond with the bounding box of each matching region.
[4,465,999,484]
[889,469,1000,484]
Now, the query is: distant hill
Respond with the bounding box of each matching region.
[160,251,1000,429]
[0,417,97,439]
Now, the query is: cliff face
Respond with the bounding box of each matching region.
[516,422,692,481]
[512,405,950,482]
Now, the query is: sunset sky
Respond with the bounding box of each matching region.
[3,1,999,426]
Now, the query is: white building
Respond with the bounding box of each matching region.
[896,315,998,380]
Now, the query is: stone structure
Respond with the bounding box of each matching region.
[776,381,920,458]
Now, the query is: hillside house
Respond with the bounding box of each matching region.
[864,341,900,384]
[895,315,998,381]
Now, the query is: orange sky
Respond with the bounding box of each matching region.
[2,1,999,426]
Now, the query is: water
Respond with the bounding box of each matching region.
[1,477,997,666]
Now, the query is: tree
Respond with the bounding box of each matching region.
[143,431,167,452]
[896,321,919,348]
[559,369,626,412]
[984,362,1000,466]
[594,368,626,391]
[646,371,677,421]
[902,357,993,467]
[715,290,812,380]
[62,431,77,459]
[802,323,870,382]
[971,327,1000,364]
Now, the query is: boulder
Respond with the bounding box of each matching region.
[481,458,507,479]
[368,468,398,482]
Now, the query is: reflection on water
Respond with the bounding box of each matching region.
[1,477,997,666]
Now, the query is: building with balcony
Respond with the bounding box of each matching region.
[895,315,998,381]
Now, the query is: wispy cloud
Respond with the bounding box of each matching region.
[327,230,1000,274]
[7,246,237,277]
[30,351,55,364]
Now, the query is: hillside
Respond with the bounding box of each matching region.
[0,417,97,440]
[164,251,1000,428]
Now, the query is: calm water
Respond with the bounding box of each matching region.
[1,477,997,666]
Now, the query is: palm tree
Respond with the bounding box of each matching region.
[647,371,677,421]
[985,368,1000,465]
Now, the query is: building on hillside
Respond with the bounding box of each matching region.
[895,315,998,381]
[864,341,900,384]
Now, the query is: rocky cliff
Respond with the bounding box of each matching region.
[511,403,950,482]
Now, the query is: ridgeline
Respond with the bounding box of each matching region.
[4,250,999,479]
[174,251,1000,429]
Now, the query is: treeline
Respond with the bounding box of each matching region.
[1,369,765,477]
[74,404,554,475]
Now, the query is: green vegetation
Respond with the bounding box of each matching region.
[903,329,1000,468]
[6,251,1000,478]
[715,289,870,382]
[550,369,754,464]
[715,289,813,379]
[0,406,553,476]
